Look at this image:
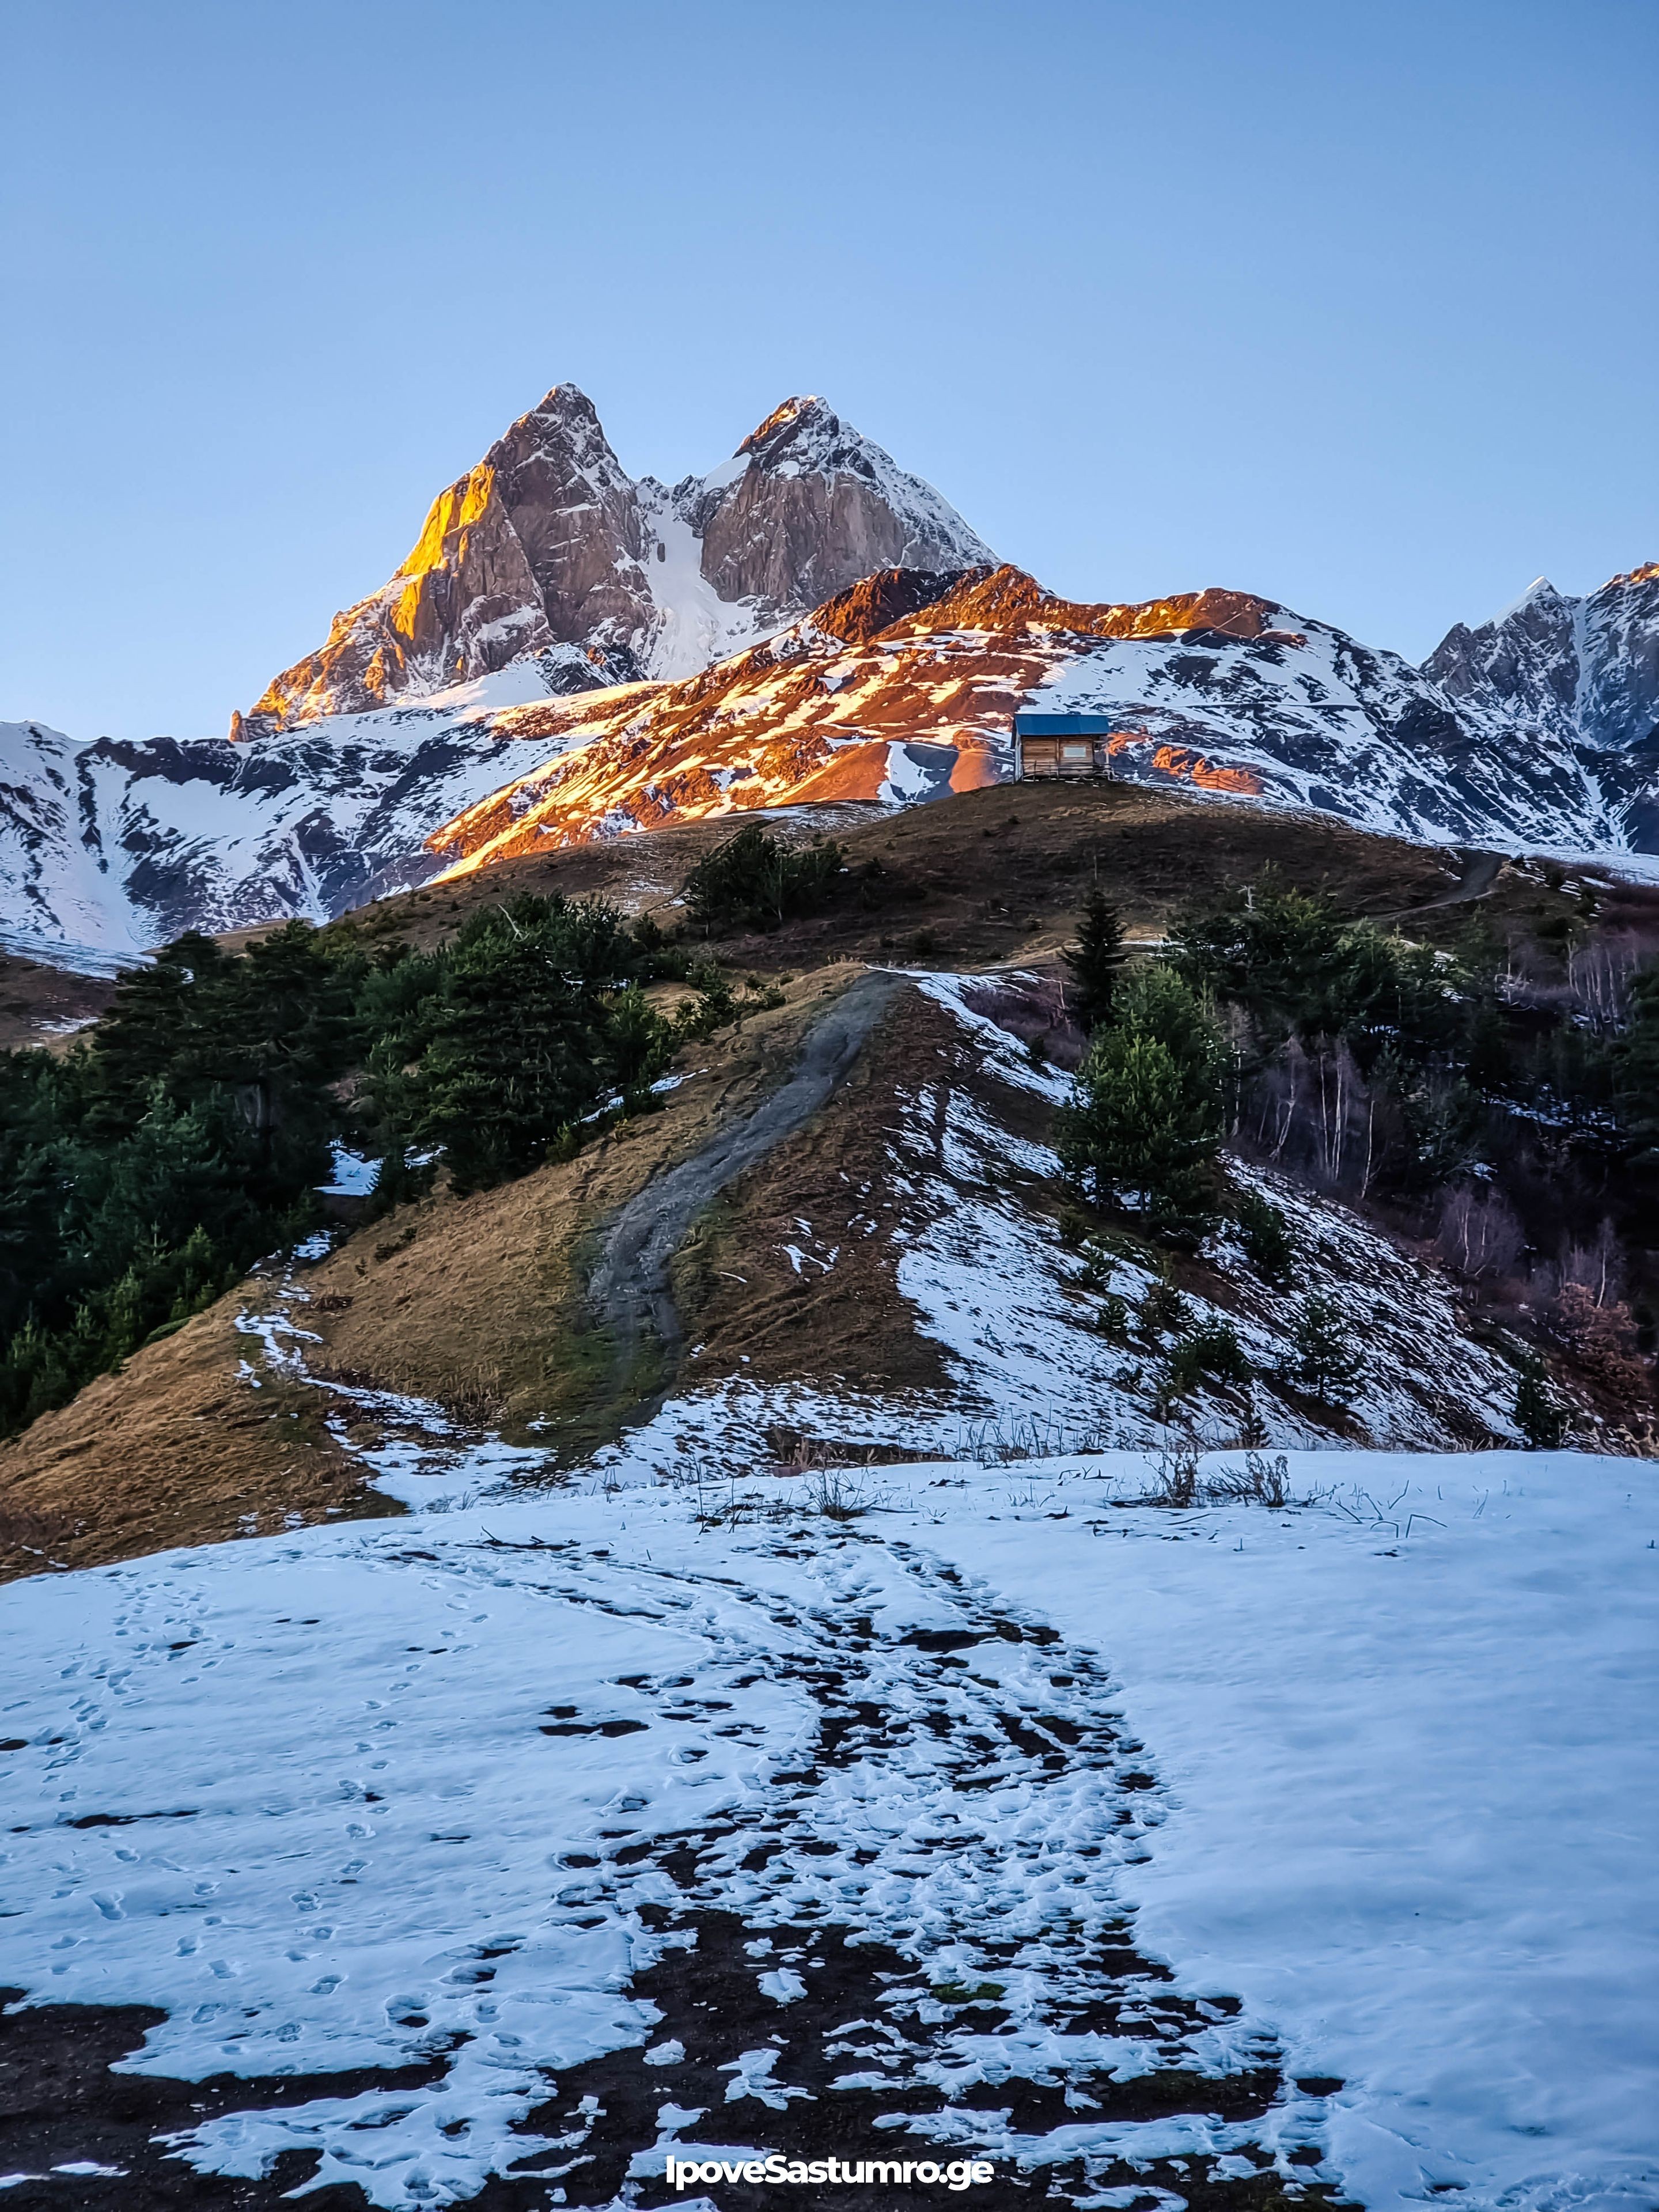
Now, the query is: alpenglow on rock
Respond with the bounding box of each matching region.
[233,387,995,737]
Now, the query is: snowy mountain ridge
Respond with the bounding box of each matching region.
[8,556,1659,969]
[3,365,1658,968]
[234,386,993,734]
[422,556,1659,881]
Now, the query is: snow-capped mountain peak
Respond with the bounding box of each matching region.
[233,385,993,733]
[1495,575,1563,620]
[1425,560,1659,772]
[9,355,1659,981]
[736,391,829,457]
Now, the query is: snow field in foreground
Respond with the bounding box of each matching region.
[936,1454,1659,2212]
[0,1450,1653,2212]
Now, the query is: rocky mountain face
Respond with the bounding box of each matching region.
[0,721,141,973]
[1425,563,1659,844]
[427,568,1290,873]
[0,673,580,963]
[425,563,1659,878]
[1427,563,1659,749]
[235,388,993,736]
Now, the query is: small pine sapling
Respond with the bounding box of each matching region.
[1063,888,1127,1033]
[1287,1293,1362,1406]
[1157,1320,1252,1412]
[1234,1187,1295,1286]
[1141,1263,1190,1339]
[1513,1353,1570,1450]
[1074,1237,1116,1293]
[1096,1293,1132,1340]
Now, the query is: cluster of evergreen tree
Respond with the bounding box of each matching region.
[1058,961,1226,1238]
[684,824,846,934]
[1064,874,1659,1217]
[1166,874,1659,1195]
[1057,871,1659,1438]
[0,897,681,1437]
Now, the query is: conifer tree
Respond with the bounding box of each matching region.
[1618,963,1659,1160]
[89,930,230,1125]
[1287,1294,1361,1405]
[1513,1354,1570,1450]
[1063,887,1127,1033]
[1058,964,1225,1237]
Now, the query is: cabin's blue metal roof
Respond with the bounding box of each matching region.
[1013,714,1116,736]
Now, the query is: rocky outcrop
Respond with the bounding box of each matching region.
[240,388,657,736]
[871,565,1279,645]
[1426,562,1659,755]
[685,396,994,615]
[237,388,994,736]
[424,563,1634,877]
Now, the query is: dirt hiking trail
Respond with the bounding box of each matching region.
[589,969,904,1404]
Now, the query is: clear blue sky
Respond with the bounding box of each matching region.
[3,0,1655,741]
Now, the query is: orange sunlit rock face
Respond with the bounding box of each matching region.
[232,387,999,740]
[1152,747,1266,796]
[422,563,1285,871]
[1104,733,1264,795]
[948,741,1002,793]
[236,388,656,737]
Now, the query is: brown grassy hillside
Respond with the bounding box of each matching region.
[5,785,1638,1583]
[321,779,1562,971]
[0,970,861,1581]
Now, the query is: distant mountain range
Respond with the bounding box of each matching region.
[3,382,1657,971]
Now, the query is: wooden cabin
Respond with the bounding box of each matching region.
[1013,713,1117,781]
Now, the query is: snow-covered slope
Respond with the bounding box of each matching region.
[0,672,619,960]
[237,387,993,733]
[1020,608,1628,849]
[428,561,1658,877]
[1425,562,1659,842]
[426,569,1291,872]
[0,721,150,969]
[1,962,1652,2209]
[1,1433,1650,2212]
[575,966,1535,1471]
[1427,562,1659,754]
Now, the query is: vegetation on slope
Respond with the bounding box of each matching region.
[7,778,1658,1470]
[0,897,697,1437]
[684,823,846,934]
[1056,872,1659,1442]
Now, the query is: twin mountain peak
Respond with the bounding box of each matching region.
[230,387,995,737]
[5,381,1659,970]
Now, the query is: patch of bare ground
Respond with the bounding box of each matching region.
[297,969,865,1459]
[0,1984,454,2210]
[0,952,116,1052]
[669,993,1062,1414]
[0,1301,391,1586]
[0,1537,1360,2212]
[669,994,959,1407]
